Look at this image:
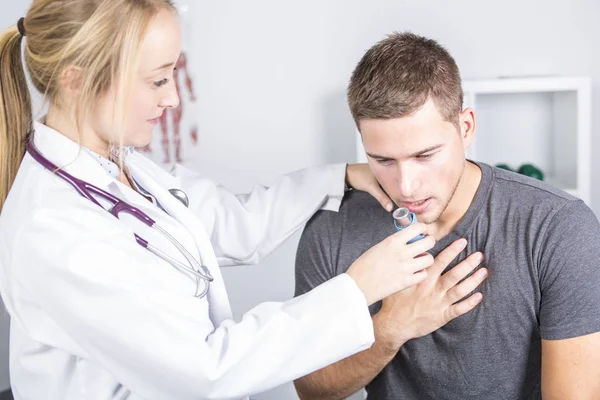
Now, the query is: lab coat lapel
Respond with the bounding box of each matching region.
[126,154,234,325]
[31,123,233,324]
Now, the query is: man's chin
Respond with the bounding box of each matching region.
[417,214,436,224]
[415,207,442,224]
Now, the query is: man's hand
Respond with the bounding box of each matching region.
[378,238,487,349]
[294,239,487,400]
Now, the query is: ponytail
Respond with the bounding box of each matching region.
[0,24,32,213]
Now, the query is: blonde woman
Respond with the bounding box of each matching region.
[0,1,448,399]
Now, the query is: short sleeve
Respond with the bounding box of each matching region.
[538,200,600,340]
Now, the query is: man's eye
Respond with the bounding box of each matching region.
[417,153,434,160]
[376,159,393,165]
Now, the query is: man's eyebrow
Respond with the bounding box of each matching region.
[366,152,390,159]
[409,144,443,157]
[366,144,443,159]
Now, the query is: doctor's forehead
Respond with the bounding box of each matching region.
[139,9,182,74]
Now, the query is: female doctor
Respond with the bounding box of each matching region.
[0,1,435,399]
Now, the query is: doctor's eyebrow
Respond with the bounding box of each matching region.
[152,62,176,71]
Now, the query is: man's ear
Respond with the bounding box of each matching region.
[459,108,476,150]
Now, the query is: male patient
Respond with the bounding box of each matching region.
[294,32,600,399]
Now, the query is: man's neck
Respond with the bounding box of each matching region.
[429,161,482,239]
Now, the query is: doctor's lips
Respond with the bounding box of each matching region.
[148,113,163,125]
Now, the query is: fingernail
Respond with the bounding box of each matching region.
[478,268,488,278]
[386,203,393,212]
[458,238,467,247]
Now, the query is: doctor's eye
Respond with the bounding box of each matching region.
[153,78,169,88]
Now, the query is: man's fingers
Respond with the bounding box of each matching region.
[439,251,484,292]
[446,267,488,304]
[429,238,468,276]
[445,292,484,321]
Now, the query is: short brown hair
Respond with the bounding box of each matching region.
[347,31,463,128]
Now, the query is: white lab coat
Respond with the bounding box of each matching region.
[0,122,374,400]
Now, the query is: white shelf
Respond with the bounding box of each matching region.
[462,76,591,94]
[464,76,591,205]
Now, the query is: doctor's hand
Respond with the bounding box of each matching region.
[377,238,487,351]
[346,223,434,306]
[345,163,393,212]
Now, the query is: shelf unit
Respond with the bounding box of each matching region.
[355,76,592,204]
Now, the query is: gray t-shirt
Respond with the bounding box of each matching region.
[295,162,600,400]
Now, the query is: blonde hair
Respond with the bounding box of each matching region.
[0,0,176,212]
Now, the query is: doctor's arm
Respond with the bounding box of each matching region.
[176,163,389,266]
[538,201,600,399]
[17,205,429,400]
[15,208,375,400]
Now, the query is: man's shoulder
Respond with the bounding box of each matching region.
[487,164,577,205]
[340,189,389,214]
[480,163,588,221]
[306,189,390,230]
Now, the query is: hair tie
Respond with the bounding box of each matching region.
[17,17,26,37]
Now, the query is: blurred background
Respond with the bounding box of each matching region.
[1,0,599,398]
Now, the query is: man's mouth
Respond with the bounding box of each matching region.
[399,198,432,213]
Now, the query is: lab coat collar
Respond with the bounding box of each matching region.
[32,121,116,190]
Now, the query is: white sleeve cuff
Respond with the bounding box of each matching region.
[320,163,347,212]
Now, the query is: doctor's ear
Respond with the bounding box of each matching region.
[59,65,84,92]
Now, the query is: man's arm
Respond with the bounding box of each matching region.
[295,238,487,400]
[538,200,600,399]
[541,332,600,399]
[294,311,406,400]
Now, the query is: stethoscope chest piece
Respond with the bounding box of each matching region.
[169,188,189,208]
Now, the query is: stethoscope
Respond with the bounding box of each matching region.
[26,136,214,298]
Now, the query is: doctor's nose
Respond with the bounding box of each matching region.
[159,87,180,109]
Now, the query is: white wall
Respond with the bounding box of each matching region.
[1,1,599,399]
